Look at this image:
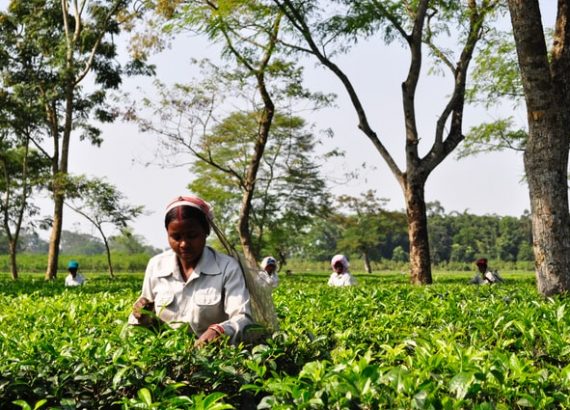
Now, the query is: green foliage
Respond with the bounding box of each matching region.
[458,118,527,159]
[0,0,135,146]
[334,191,408,263]
[1,272,569,408]
[191,112,331,256]
[60,230,106,255]
[467,27,522,106]
[65,176,145,234]
[109,227,161,255]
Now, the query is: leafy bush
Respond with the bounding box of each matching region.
[1,271,569,409]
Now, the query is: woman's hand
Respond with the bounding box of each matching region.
[132,297,155,326]
[194,325,224,348]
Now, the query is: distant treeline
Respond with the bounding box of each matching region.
[0,253,534,275]
[0,228,162,256]
[0,253,152,274]
[298,203,534,268]
[0,205,536,273]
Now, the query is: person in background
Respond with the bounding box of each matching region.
[128,195,253,347]
[328,254,357,287]
[258,256,279,289]
[65,260,85,287]
[470,258,503,284]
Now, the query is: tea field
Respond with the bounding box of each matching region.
[1,271,569,409]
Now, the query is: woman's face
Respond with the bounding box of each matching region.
[167,218,207,267]
[333,262,345,274]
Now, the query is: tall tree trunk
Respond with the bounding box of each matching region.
[230,15,280,268]
[508,0,570,295]
[8,241,18,280]
[404,179,432,284]
[45,80,74,280]
[238,190,258,268]
[101,231,115,278]
[45,193,64,280]
[525,119,570,295]
[363,251,371,274]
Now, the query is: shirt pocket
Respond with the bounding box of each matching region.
[154,290,176,323]
[194,286,222,306]
[155,291,175,308]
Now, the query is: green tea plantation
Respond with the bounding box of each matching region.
[1,272,569,409]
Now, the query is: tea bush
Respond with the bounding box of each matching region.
[1,271,569,409]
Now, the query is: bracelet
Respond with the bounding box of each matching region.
[208,324,225,335]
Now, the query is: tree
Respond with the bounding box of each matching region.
[335,191,393,273]
[136,1,283,267]
[60,230,106,255]
[274,0,500,284]
[193,112,332,264]
[297,217,342,261]
[507,0,570,295]
[17,230,50,254]
[0,48,51,279]
[0,145,48,279]
[133,1,332,265]
[496,216,526,262]
[65,176,144,277]
[108,227,159,255]
[427,201,453,264]
[0,0,147,280]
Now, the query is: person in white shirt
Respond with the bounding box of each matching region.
[64,260,85,287]
[327,254,357,287]
[258,256,279,289]
[470,258,503,284]
[129,195,253,347]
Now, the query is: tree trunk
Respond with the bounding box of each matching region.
[45,77,74,280]
[238,190,259,268]
[525,120,570,295]
[234,17,280,269]
[8,241,18,280]
[101,232,115,278]
[508,0,570,295]
[45,192,64,280]
[404,179,432,284]
[363,251,372,274]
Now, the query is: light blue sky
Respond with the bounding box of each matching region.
[2,2,557,249]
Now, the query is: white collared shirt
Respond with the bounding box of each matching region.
[257,270,279,289]
[128,247,253,341]
[327,272,357,287]
[65,273,85,287]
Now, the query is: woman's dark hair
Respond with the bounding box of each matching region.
[164,206,210,235]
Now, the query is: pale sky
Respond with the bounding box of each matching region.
[7,2,557,249]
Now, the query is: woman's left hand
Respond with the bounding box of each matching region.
[194,328,222,348]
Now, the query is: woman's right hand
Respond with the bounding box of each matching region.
[132,297,155,325]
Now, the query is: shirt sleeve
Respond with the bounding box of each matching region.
[258,271,279,289]
[258,271,272,286]
[218,261,253,342]
[271,273,279,289]
[484,270,496,283]
[348,274,357,286]
[327,273,335,286]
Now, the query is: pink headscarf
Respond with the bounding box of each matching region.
[165,195,214,220]
[331,254,349,273]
